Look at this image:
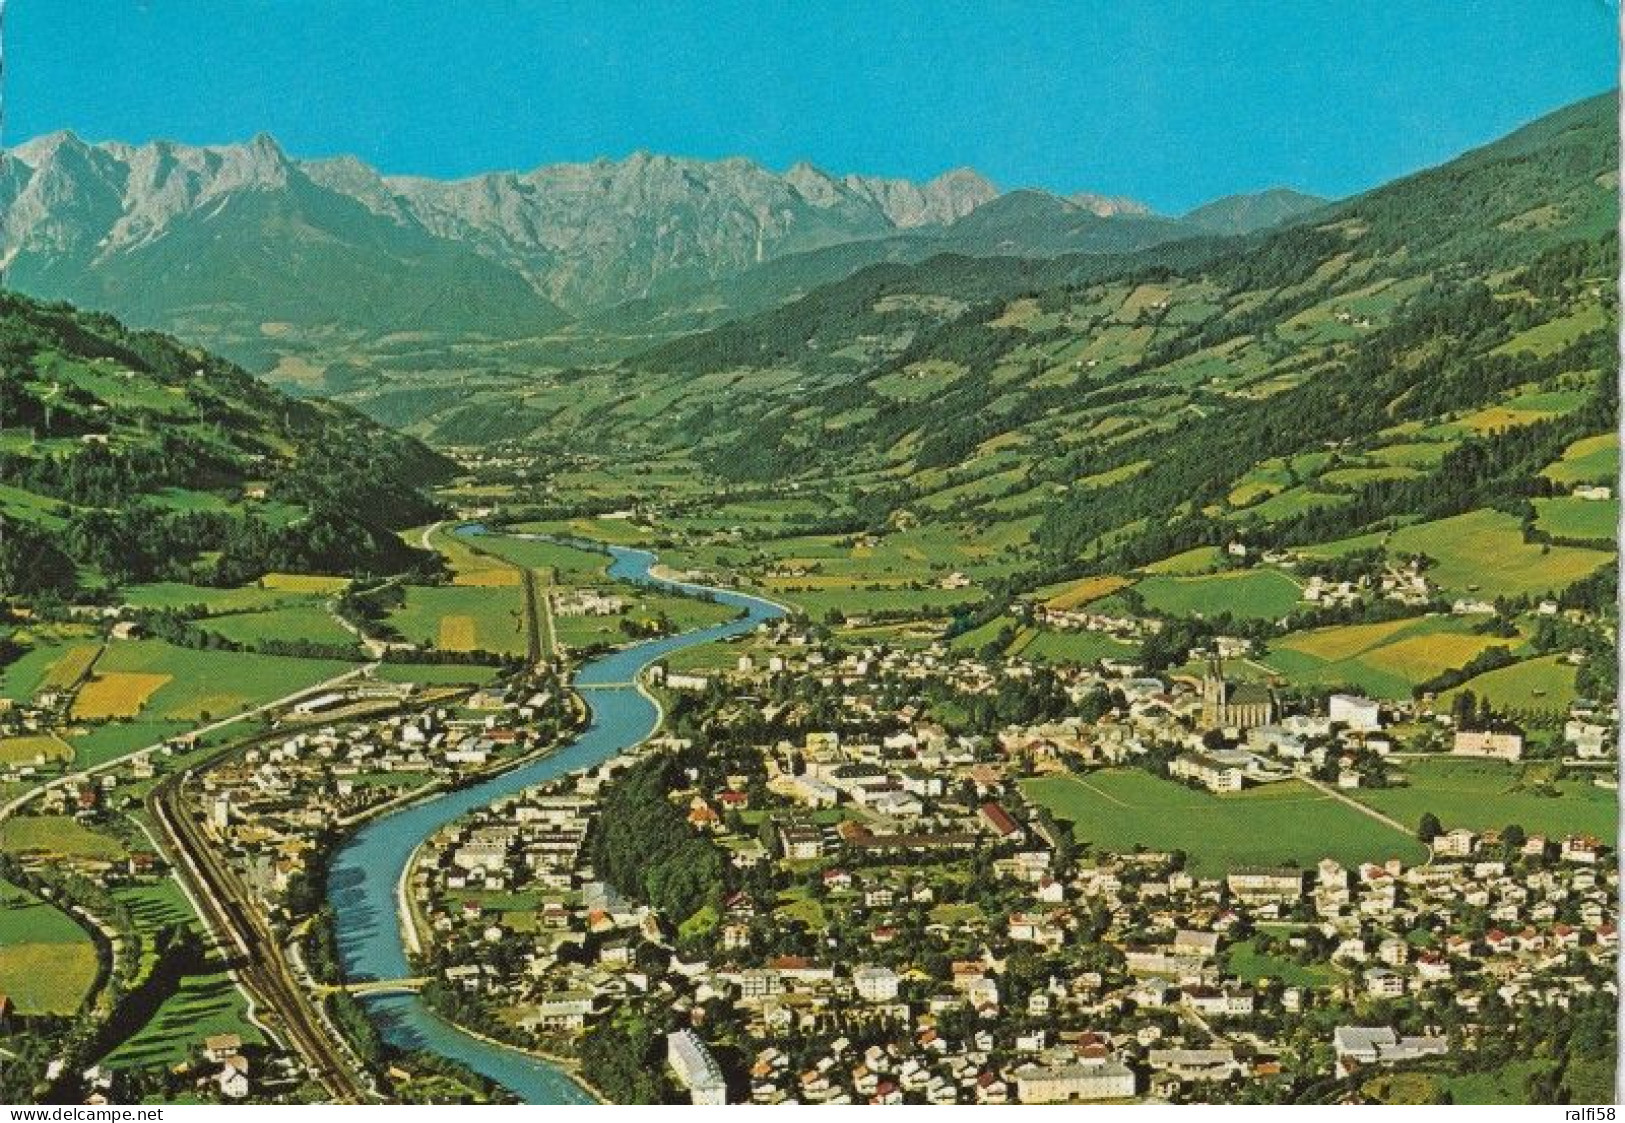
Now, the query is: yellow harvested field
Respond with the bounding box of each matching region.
[766,574,915,589]
[1458,405,1556,432]
[260,573,350,593]
[1228,481,1281,506]
[438,616,478,651]
[41,645,101,692]
[167,693,245,722]
[0,734,73,764]
[71,672,171,719]
[1278,617,1419,662]
[1045,575,1132,610]
[0,942,99,1015]
[1363,634,1505,679]
[429,525,522,587]
[451,569,521,587]
[1119,283,1172,318]
[989,297,1041,328]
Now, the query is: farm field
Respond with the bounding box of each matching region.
[41,644,101,692]
[1438,653,1578,717]
[1385,509,1612,598]
[424,524,522,587]
[464,535,610,583]
[0,732,74,764]
[72,672,172,719]
[1040,574,1132,610]
[1296,529,1393,559]
[0,879,100,1014]
[66,720,194,771]
[1351,758,1616,839]
[1008,627,1134,665]
[101,878,265,1074]
[115,880,198,976]
[1021,769,1427,875]
[259,573,350,593]
[1542,432,1618,485]
[1532,496,1616,542]
[949,615,1022,654]
[388,585,527,656]
[0,814,127,862]
[120,581,317,614]
[85,641,352,723]
[1132,567,1302,622]
[1259,614,1520,699]
[0,641,82,703]
[196,603,361,650]
[1368,441,1453,469]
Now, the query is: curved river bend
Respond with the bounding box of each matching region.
[326,539,784,1103]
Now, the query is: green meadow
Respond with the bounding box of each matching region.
[1352,758,1615,839]
[1132,567,1303,621]
[1021,769,1426,875]
[1439,653,1578,716]
[1532,496,1616,542]
[1386,509,1612,598]
[0,879,101,1014]
[104,970,265,1070]
[388,584,529,656]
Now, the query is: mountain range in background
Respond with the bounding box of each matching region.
[0,130,1326,382]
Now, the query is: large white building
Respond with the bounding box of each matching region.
[667,1030,727,1105]
[1014,1060,1136,1103]
[1332,1026,1447,1077]
[852,965,902,1002]
[1329,694,1382,731]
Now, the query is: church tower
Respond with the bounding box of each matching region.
[1200,655,1226,729]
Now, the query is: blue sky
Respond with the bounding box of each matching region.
[6,1,1618,212]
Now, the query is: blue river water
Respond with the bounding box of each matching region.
[326,535,784,1103]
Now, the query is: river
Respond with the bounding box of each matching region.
[325,535,784,1103]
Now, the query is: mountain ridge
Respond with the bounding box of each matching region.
[1,131,1327,361]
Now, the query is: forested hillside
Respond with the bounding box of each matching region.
[485,92,1616,712]
[0,293,454,598]
[550,94,1616,573]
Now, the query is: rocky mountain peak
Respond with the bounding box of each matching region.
[1065,191,1154,218]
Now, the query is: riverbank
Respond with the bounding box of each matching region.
[325,539,787,1103]
[411,1002,612,1106]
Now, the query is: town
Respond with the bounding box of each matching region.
[165,607,1616,1105]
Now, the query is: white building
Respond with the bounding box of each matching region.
[1564,719,1610,759]
[1014,1060,1136,1103]
[1332,1026,1447,1077]
[667,1030,727,1105]
[853,965,902,1002]
[1329,694,1382,732]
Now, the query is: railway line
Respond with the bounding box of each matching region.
[149,769,369,1102]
